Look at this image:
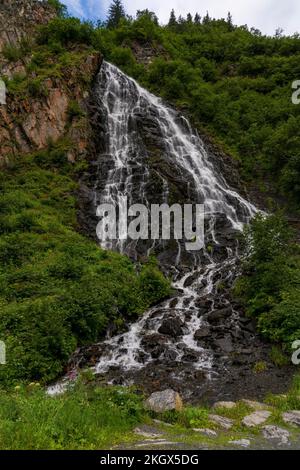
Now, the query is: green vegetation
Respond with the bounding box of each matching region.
[47,0,67,18]
[107,0,126,29]
[0,383,145,449]
[234,213,300,350]
[0,144,171,387]
[1,375,300,450]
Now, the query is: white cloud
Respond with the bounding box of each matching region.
[63,0,300,35]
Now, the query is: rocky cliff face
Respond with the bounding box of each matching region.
[0,1,102,166]
[0,53,101,165]
[0,0,55,53]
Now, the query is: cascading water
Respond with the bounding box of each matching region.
[73,61,261,398]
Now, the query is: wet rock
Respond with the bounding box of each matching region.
[213,401,236,409]
[145,389,183,413]
[162,349,178,362]
[208,307,232,324]
[158,316,184,337]
[208,414,234,429]
[262,425,290,444]
[242,410,271,427]
[282,411,300,427]
[213,335,233,353]
[195,298,213,311]
[194,327,210,340]
[183,272,200,287]
[193,370,208,381]
[232,354,255,366]
[181,350,199,362]
[141,334,168,359]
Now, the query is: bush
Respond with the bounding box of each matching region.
[67,100,85,121]
[27,78,49,98]
[37,18,95,47]
[234,213,300,350]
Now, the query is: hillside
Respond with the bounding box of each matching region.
[0,0,300,452]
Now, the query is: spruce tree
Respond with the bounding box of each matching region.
[203,11,211,25]
[226,11,234,31]
[107,0,126,29]
[194,13,201,24]
[168,9,177,27]
[186,13,193,23]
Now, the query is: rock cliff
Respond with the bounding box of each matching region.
[0,0,102,167]
[0,0,55,53]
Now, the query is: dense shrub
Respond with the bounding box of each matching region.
[234,213,300,349]
[37,18,95,47]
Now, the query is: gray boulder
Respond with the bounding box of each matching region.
[282,410,300,427]
[208,414,234,429]
[145,389,183,413]
[242,410,271,427]
[262,425,290,444]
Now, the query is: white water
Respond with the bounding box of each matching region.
[89,62,258,377]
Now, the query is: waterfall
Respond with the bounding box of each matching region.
[84,61,258,390]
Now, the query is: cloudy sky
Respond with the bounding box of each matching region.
[62,0,299,36]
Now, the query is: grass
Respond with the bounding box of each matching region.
[0,383,145,450]
[0,374,300,449]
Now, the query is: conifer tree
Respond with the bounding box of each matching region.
[187,13,193,23]
[168,9,177,27]
[226,11,234,31]
[107,0,126,29]
[203,11,211,24]
[194,13,201,24]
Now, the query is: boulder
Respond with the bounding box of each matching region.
[242,410,271,427]
[229,439,250,448]
[158,316,184,337]
[262,425,290,444]
[241,399,270,411]
[208,414,234,429]
[282,410,300,427]
[145,389,183,413]
[208,307,232,324]
[194,327,210,340]
[213,335,233,353]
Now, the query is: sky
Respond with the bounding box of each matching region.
[62,0,299,36]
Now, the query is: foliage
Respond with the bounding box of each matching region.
[67,100,85,121]
[234,213,300,349]
[47,0,67,18]
[0,146,171,386]
[0,384,145,449]
[107,0,126,29]
[37,17,95,47]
